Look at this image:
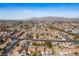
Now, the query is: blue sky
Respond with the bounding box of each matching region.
[0,3,79,20]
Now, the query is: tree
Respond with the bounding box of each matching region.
[44,41,52,48]
[32,42,37,46]
[55,35,58,38]
[75,45,79,48]
[27,33,33,38]
[32,52,37,56]
[74,52,79,56]
[36,33,39,39]
[16,43,20,47]
[52,49,55,55]
[0,48,4,52]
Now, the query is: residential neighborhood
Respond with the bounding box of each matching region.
[0,20,79,56]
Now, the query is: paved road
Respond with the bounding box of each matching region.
[61,33,79,44]
[28,38,79,42]
[1,35,79,56]
[49,26,79,38]
[9,36,79,42]
[1,39,21,56]
[1,25,79,56]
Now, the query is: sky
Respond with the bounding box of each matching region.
[0,3,79,20]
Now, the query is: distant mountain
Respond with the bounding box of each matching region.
[28,16,79,21]
[0,17,79,23]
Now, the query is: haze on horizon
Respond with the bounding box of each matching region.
[0,3,79,20]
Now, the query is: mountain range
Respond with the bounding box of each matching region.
[0,16,79,23]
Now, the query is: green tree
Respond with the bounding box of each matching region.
[44,41,52,48]
[16,43,20,47]
[32,52,37,56]
[0,48,4,52]
[36,33,39,39]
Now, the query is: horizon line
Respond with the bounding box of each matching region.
[0,16,79,20]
